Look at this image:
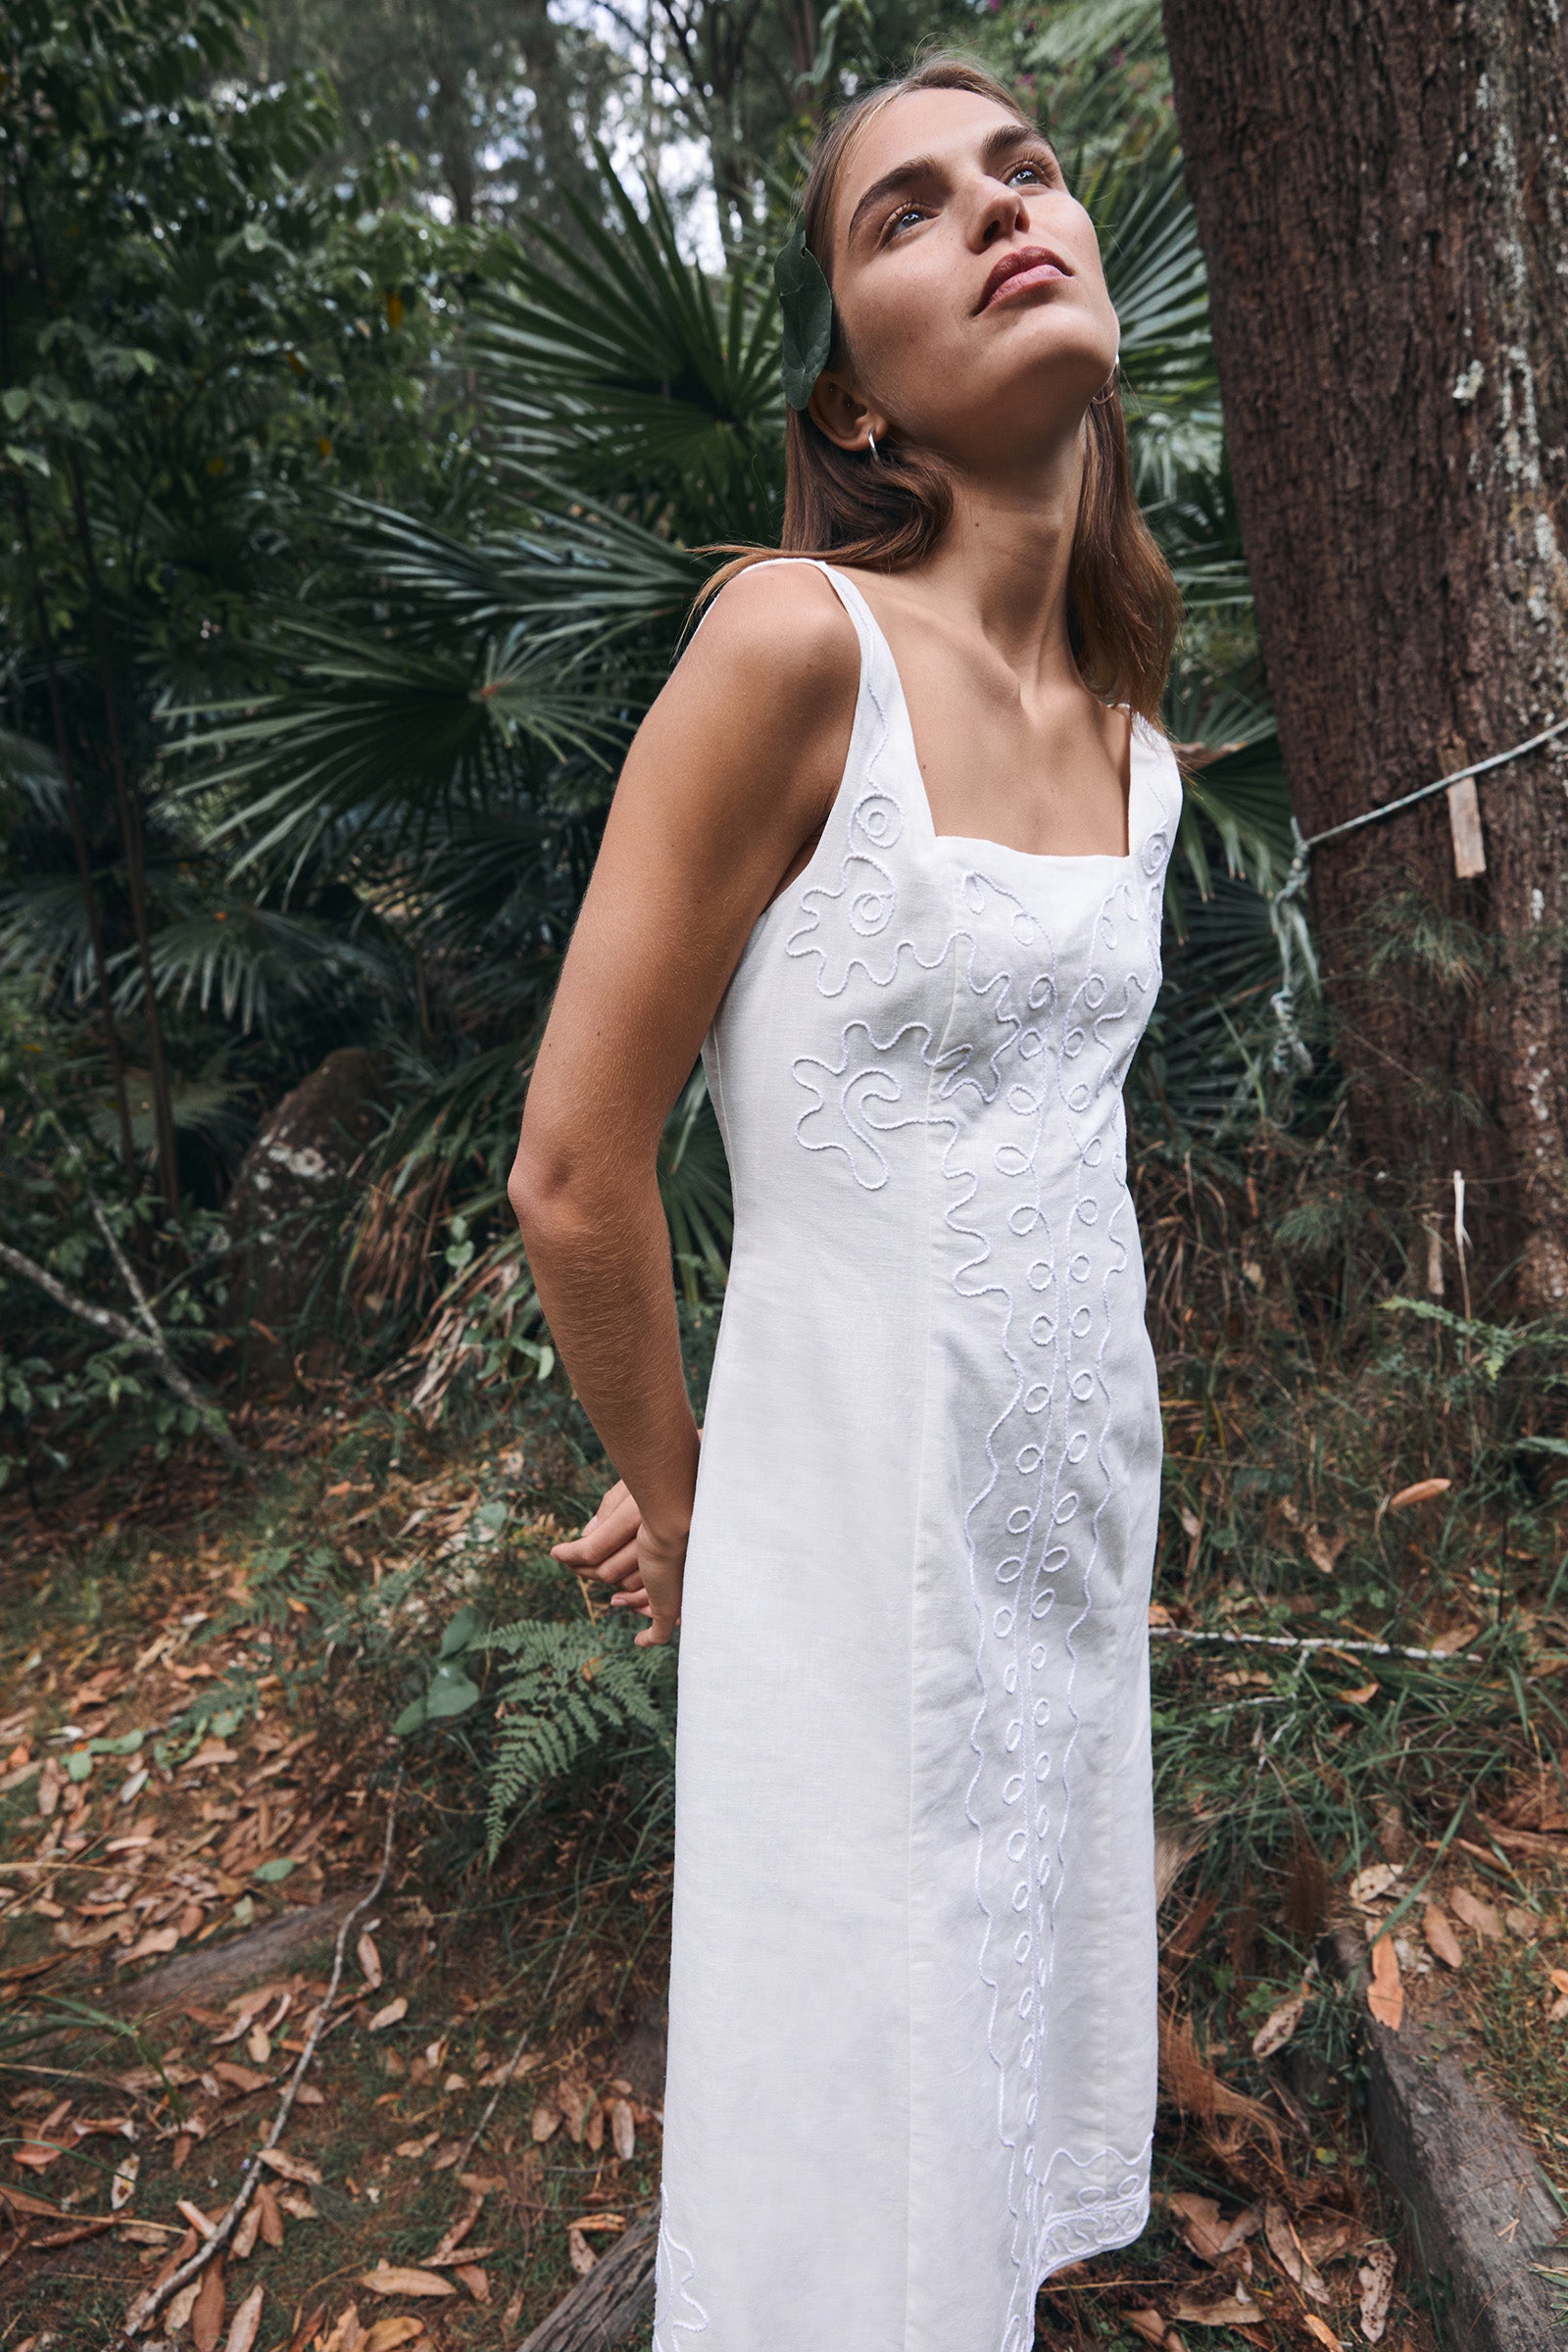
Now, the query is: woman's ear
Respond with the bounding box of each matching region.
[808,368,888,456]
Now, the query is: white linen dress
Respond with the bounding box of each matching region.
[653,560,1177,2351]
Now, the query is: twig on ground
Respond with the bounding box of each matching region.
[1151,1625,1486,1664]
[111,1770,404,2345]
[450,1901,580,2176]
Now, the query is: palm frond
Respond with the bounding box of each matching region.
[470,160,784,534]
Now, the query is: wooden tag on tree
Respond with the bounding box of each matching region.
[1446,776,1486,876]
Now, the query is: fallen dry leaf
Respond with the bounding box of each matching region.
[177,2196,220,2238]
[1300,2320,1343,2350]
[396,2132,441,2160]
[1304,1527,1348,1576]
[1169,2288,1264,2327]
[257,2146,321,2185]
[364,2323,425,2352]
[1358,2240,1396,2342]
[0,2186,72,2222]
[245,2024,271,2065]
[14,2097,73,2170]
[1450,1886,1502,1938]
[368,1996,408,2033]
[1388,1478,1452,1511]
[165,2278,205,2334]
[1124,2314,1170,2349]
[1263,2199,1329,2303]
[478,2050,538,2088]
[111,2152,140,2210]
[1296,2212,1367,2268]
[224,2284,265,2352]
[255,2180,284,2249]
[1337,1681,1379,1705]
[192,2256,226,2352]
[275,2188,318,2220]
[320,2306,367,2352]
[1367,1934,1403,2031]
[213,2063,270,2095]
[1251,1984,1311,2058]
[232,2201,262,2261]
[357,1933,383,1991]
[1165,2191,1231,2264]
[531,2103,562,2143]
[610,2095,636,2162]
[566,2224,598,2278]
[1349,1862,1400,1909]
[356,2266,456,2299]
[558,2078,594,2140]
[1423,1902,1463,1969]
[428,2199,480,2263]
[456,2265,490,2301]
[117,1926,180,1967]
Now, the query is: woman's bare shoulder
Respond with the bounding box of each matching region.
[677,559,860,718]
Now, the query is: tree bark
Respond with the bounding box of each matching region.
[1161,0,1568,1311]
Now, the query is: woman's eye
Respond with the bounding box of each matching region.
[887,204,925,235]
[1008,162,1047,186]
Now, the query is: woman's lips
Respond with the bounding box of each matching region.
[976,248,1072,313]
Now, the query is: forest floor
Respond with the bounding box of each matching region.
[3,1158,1568,2352]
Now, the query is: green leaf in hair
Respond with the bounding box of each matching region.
[774,222,834,411]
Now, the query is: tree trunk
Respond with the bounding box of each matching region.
[1161,0,1568,1312]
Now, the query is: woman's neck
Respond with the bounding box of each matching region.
[913,438,1085,689]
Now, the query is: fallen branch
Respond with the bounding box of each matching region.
[1150,1625,1485,1664]
[519,2208,660,2352]
[111,1771,403,2346]
[0,1235,252,1479]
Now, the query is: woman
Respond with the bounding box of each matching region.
[510,53,1182,2352]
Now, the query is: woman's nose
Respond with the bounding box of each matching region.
[971,174,1031,249]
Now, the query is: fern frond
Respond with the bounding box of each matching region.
[482,1619,674,1855]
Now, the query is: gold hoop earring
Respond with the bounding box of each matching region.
[1092,371,1118,406]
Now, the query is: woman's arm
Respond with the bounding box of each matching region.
[508,564,858,1642]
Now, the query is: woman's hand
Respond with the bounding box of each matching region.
[550,1477,687,1648]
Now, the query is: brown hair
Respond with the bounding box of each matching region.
[708,53,1181,723]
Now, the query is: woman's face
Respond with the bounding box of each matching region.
[815,86,1119,469]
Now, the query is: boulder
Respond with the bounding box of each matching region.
[224,1046,383,1382]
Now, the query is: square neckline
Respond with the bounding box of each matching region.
[820,560,1149,869]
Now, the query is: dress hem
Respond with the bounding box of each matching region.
[1031,2183,1152,2299]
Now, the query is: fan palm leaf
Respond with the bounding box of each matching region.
[470,162,785,535]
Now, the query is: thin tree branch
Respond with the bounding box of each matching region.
[0,1237,251,1476]
[113,1773,404,2345]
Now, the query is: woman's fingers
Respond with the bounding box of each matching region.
[634,1603,679,1648]
[551,1482,640,1570]
[565,1537,642,1589]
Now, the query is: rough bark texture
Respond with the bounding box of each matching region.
[1162,0,1568,1310]
[516,2213,658,2352]
[1364,2007,1567,2349]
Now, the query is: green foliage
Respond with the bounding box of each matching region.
[0,984,237,1484]
[393,1604,486,1734]
[481,1618,675,1856]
